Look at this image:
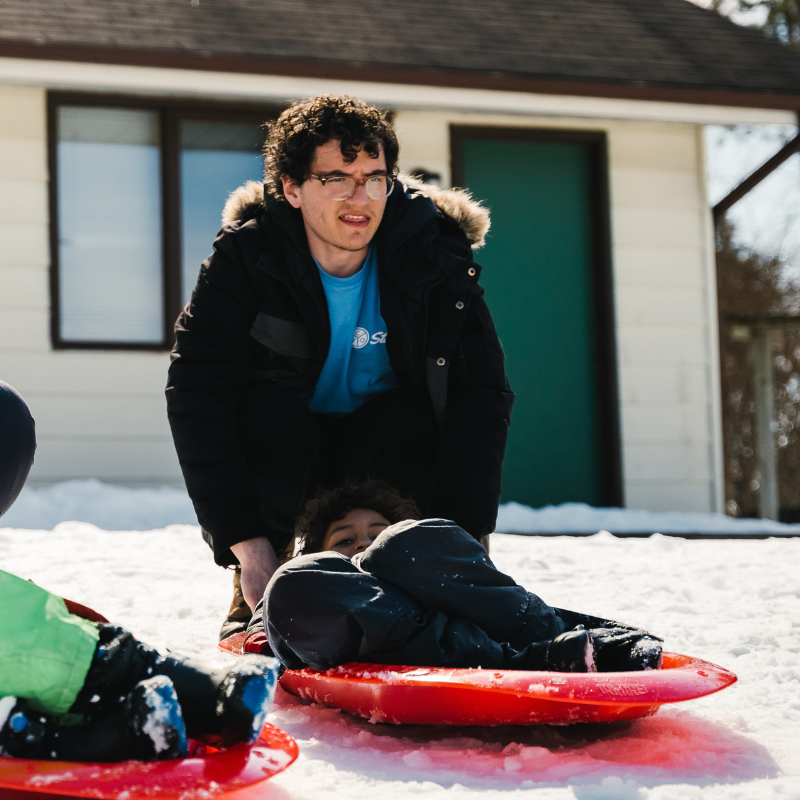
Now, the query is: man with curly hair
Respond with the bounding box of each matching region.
[166,95,514,637]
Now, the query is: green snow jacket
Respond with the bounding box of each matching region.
[0,570,99,714]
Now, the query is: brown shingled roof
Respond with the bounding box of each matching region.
[1,0,799,107]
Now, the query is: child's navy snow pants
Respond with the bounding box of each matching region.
[262,519,611,671]
[0,381,36,520]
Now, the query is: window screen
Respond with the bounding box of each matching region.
[57,106,164,343]
[180,121,265,305]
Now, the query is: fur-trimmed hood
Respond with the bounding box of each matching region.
[220,173,490,249]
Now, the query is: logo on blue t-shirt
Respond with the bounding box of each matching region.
[353,327,369,348]
[352,328,387,349]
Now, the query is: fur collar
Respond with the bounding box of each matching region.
[220,173,490,249]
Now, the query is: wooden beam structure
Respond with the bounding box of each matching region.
[713,130,800,220]
[752,329,779,520]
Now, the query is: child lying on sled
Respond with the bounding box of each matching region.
[0,569,279,763]
[243,481,663,674]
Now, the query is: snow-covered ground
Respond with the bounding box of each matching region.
[8,479,800,536]
[2,519,798,799]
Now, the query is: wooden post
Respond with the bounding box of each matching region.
[753,328,779,520]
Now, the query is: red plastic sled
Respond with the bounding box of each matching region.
[220,632,737,726]
[0,723,298,799]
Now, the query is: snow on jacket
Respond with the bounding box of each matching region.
[166,175,514,566]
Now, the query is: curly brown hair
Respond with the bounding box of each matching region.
[263,94,399,203]
[294,480,420,557]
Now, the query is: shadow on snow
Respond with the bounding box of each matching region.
[271,687,778,792]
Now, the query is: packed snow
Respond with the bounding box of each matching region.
[495,502,800,537]
[1,480,198,531]
[7,479,800,536]
[1,513,798,798]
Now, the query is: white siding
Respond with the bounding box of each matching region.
[611,123,722,513]
[0,86,182,486]
[395,110,722,513]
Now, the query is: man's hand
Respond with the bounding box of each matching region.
[230,537,281,612]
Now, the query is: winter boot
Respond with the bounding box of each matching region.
[0,676,188,762]
[219,567,253,641]
[507,628,596,672]
[241,596,277,657]
[155,654,278,746]
[73,625,279,746]
[588,627,663,672]
[507,626,663,673]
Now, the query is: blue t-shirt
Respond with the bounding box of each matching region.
[308,246,401,415]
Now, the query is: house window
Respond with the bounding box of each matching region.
[56,106,164,344]
[180,121,266,307]
[49,94,273,349]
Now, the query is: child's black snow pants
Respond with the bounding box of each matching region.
[262,519,612,671]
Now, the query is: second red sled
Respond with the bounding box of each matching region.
[0,722,298,800]
[219,632,737,726]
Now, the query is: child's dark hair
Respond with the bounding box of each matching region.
[294,481,420,556]
[263,94,399,203]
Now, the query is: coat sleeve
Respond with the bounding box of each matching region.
[430,285,515,540]
[166,224,272,566]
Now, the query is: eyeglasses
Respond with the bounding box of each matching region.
[309,172,397,201]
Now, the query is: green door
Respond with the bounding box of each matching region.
[457,134,611,508]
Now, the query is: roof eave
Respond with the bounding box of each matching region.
[1,39,799,111]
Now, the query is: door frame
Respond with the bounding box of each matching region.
[450,125,623,507]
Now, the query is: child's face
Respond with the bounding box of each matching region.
[322,508,391,558]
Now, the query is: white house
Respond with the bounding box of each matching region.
[1,0,799,516]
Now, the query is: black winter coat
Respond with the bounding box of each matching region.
[166,176,514,565]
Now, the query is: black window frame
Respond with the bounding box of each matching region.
[48,91,279,351]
